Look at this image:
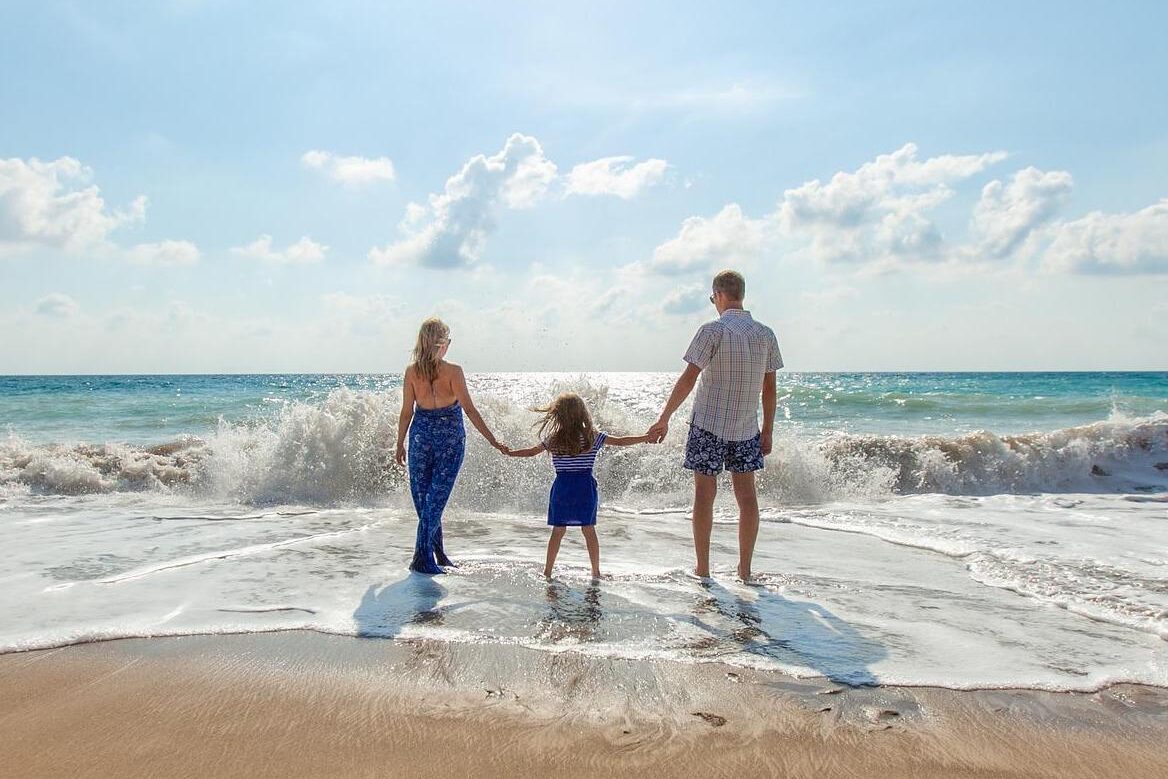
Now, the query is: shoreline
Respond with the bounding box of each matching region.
[2,632,1166,778]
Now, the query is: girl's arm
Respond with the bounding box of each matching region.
[603,433,653,447]
[505,444,545,458]
[452,365,505,450]
[394,368,416,466]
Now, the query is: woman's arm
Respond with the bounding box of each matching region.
[604,434,653,447]
[506,444,545,458]
[451,365,503,449]
[394,368,416,466]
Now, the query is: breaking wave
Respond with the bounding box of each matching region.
[2,383,1166,505]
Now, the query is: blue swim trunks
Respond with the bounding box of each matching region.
[683,424,764,476]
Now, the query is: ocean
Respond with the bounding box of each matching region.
[2,372,1166,691]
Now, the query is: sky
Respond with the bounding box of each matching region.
[2,0,1167,373]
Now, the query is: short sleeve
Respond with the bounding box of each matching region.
[593,431,608,450]
[683,324,719,369]
[766,330,784,372]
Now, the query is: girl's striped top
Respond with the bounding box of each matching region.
[546,432,607,473]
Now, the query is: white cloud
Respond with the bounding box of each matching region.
[369,133,557,268]
[525,73,800,115]
[647,204,772,275]
[971,167,1073,259]
[565,156,668,199]
[34,293,79,318]
[0,156,145,254]
[125,240,200,266]
[0,156,202,265]
[301,150,396,185]
[660,284,708,315]
[777,143,1007,265]
[1043,200,1168,274]
[232,234,328,265]
[800,285,860,307]
[641,81,798,111]
[320,292,406,337]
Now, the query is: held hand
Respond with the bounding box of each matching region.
[760,429,773,456]
[647,419,669,444]
[394,442,407,467]
[493,441,512,456]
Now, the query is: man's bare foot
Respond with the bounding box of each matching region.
[737,568,752,582]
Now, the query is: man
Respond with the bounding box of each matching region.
[647,270,783,581]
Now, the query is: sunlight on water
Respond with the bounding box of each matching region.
[2,372,1166,691]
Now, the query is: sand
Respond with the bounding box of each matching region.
[2,632,1167,778]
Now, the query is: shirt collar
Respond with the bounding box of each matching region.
[720,308,751,319]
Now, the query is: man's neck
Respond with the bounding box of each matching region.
[719,304,746,314]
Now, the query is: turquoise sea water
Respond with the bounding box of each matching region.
[2,371,1167,690]
[3,372,1166,444]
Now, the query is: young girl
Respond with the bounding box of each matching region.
[506,392,652,579]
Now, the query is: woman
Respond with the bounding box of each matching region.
[394,318,505,574]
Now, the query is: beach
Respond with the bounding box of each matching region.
[4,632,1168,778]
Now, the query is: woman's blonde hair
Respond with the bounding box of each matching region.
[535,392,597,456]
[411,318,450,384]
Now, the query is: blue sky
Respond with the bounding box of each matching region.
[2,1,1166,373]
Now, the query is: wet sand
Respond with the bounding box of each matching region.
[2,632,1166,778]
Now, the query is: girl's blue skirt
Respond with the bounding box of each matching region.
[548,472,598,527]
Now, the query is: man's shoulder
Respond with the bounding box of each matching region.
[690,319,723,339]
[748,317,777,339]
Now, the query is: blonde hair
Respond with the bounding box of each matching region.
[534,393,597,457]
[411,318,450,384]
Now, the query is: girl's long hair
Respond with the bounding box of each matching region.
[534,393,597,456]
[411,318,449,384]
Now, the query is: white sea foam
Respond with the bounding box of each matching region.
[2,386,1166,505]
[2,375,1167,691]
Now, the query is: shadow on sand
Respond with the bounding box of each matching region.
[535,581,603,643]
[683,580,886,687]
[352,574,447,638]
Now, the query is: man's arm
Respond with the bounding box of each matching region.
[647,363,702,442]
[761,371,776,456]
